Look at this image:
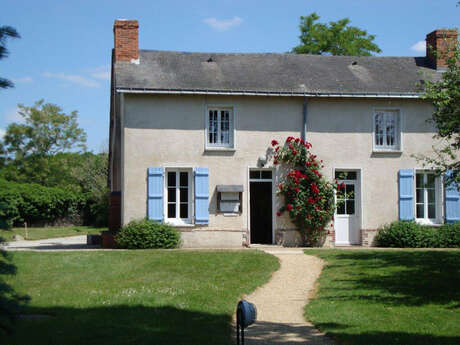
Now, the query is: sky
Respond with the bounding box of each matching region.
[1,0,459,151]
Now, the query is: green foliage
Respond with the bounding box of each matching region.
[115,219,181,249]
[271,137,336,246]
[292,12,381,56]
[0,179,85,228]
[375,220,460,248]
[418,41,460,187]
[1,100,87,162]
[0,25,20,89]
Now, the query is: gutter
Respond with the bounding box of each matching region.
[115,87,421,99]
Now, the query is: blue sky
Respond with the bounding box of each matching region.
[1,0,459,151]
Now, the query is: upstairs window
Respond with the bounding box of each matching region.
[373,110,401,151]
[206,107,234,149]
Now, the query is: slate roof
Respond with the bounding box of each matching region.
[114,50,440,96]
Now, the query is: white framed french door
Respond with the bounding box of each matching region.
[334,170,361,245]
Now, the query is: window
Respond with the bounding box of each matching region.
[415,172,440,223]
[206,107,234,149]
[166,169,192,224]
[374,110,401,151]
[335,171,357,215]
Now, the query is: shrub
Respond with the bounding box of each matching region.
[375,220,460,248]
[0,179,85,228]
[115,219,181,249]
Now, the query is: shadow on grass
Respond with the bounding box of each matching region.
[315,322,460,345]
[319,250,460,307]
[1,305,232,345]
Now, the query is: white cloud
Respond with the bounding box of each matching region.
[87,65,111,81]
[203,16,243,31]
[12,76,33,83]
[5,107,24,124]
[411,40,426,53]
[43,72,100,88]
[0,128,5,139]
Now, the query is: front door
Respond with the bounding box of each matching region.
[250,170,273,244]
[335,171,360,245]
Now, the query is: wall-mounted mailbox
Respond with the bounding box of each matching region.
[217,185,243,214]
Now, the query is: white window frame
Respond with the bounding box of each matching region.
[164,168,193,226]
[205,105,235,151]
[414,170,442,225]
[372,109,402,152]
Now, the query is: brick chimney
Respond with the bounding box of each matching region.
[113,19,139,63]
[426,29,458,70]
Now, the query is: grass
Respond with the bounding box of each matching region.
[1,250,279,345]
[304,249,460,345]
[0,226,106,241]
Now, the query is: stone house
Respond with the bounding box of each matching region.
[108,19,459,247]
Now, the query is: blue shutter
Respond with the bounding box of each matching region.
[399,169,414,220]
[445,170,460,224]
[195,167,209,225]
[148,167,164,222]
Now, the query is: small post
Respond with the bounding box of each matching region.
[24,222,28,240]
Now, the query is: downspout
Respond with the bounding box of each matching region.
[302,96,308,141]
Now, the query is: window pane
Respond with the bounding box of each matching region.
[168,172,176,187]
[346,200,355,215]
[386,114,395,146]
[250,171,260,179]
[209,110,217,144]
[345,184,354,197]
[375,113,384,146]
[220,110,230,144]
[416,174,424,188]
[416,189,424,203]
[261,171,272,179]
[426,175,435,188]
[427,189,435,204]
[428,203,436,219]
[416,204,424,218]
[168,204,176,218]
[180,172,188,187]
[180,188,188,203]
[337,201,345,215]
[168,188,176,202]
[180,203,188,218]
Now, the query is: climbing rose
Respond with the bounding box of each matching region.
[287,204,293,211]
[271,139,279,146]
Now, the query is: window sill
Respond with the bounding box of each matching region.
[165,221,195,227]
[372,149,402,154]
[205,147,236,152]
[415,219,442,227]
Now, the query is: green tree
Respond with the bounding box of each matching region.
[0,26,20,89]
[419,43,460,187]
[292,13,381,56]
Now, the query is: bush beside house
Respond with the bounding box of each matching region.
[115,219,181,249]
[375,221,460,248]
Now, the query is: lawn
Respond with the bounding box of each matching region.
[0,226,106,241]
[1,250,279,345]
[304,249,460,345]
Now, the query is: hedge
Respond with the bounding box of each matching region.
[375,220,460,248]
[0,179,85,229]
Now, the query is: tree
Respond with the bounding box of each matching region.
[0,26,20,89]
[419,44,460,187]
[292,13,381,56]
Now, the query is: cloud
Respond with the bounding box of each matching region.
[203,16,243,31]
[43,72,100,88]
[0,128,5,139]
[12,76,33,83]
[87,65,111,81]
[411,40,426,53]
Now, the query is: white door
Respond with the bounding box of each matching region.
[335,172,360,245]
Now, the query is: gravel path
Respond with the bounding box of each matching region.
[242,247,337,345]
[0,235,100,251]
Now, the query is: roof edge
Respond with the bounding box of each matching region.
[115,87,421,99]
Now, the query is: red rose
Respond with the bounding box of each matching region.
[274,160,279,165]
[292,150,297,155]
[295,187,300,193]
[276,212,281,217]
[289,144,294,150]
[275,146,280,152]
[271,139,279,146]
[286,136,294,143]
[287,204,293,211]
[278,184,283,190]
[295,138,300,143]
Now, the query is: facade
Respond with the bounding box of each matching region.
[109,20,459,247]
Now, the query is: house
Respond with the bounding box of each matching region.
[108,19,459,248]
